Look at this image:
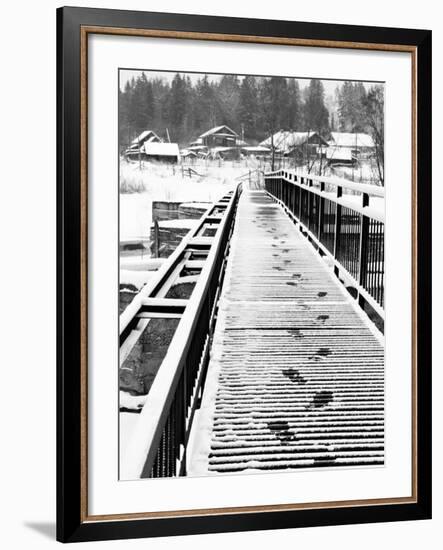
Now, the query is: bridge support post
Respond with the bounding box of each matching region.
[358,213,370,306]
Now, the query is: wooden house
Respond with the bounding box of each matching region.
[124,130,162,160]
[144,142,180,163]
[260,131,328,158]
[329,132,375,159]
[326,147,357,166]
[199,125,239,148]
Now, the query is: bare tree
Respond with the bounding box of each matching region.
[363,86,384,186]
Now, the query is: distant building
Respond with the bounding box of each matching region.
[131,130,162,148]
[144,142,180,163]
[180,149,198,164]
[326,147,356,166]
[329,132,375,159]
[260,131,328,157]
[199,125,239,148]
[124,130,162,160]
[180,149,198,159]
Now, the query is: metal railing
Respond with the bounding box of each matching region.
[264,169,385,319]
[120,185,241,479]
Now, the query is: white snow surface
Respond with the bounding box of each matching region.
[120,161,245,240]
[155,219,199,229]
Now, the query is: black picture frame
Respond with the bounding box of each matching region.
[57,6,432,543]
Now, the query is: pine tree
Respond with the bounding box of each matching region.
[238,76,259,140]
[166,73,188,141]
[303,79,329,134]
[287,79,302,131]
[195,75,217,134]
[337,81,367,132]
[216,75,240,130]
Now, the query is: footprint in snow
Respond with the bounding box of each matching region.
[309,347,332,361]
[282,368,306,385]
[267,420,296,445]
[307,390,333,409]
[317,314,329,323]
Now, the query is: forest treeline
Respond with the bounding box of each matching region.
[119,72,384,150]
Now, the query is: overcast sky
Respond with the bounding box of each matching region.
[119,69,382,98]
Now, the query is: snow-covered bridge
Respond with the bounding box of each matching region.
[120,171,385,479]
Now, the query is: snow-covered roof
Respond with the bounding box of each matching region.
[330,132,375,148]
[180,149,198,157]
[199,125,238,138]
[143,142,180,157]
[241,146,270,153]
[260,131,327,152]
[131,130,161,145]
[126,144,140,151]
[326,147,354,161]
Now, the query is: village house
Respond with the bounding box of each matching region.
[326,147,356,166]
[124,130,162,160]
[260,130,328,159]
[180,149,199,164]
[199,125,239,148]
[144,142,180,164]
[329,132,375,158]
[132,130,162,147]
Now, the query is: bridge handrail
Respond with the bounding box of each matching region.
[266,168,385,199]
[120,201,213,338]
[264,170,385,320]
[120,185,241,479]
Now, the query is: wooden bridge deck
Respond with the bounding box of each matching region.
[188,190,384,476]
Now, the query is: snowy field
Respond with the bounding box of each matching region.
[119,159,253,287]
[119,159,264,241]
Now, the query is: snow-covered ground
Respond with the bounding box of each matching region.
[119,160,254,241]
[119,160,246,289]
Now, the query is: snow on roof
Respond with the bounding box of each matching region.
[260,131,326,152]
[143,142,180,157]
[131,130,160,145]
[189,137,203,146]
[199,125,238,138]
[241,146,270,153]
[326,147,354,160]
[330,132,375,148]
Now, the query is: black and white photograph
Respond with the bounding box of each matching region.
[118,69,385,480]
[1,0,435,545]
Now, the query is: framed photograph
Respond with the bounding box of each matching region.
[57,6,432,543]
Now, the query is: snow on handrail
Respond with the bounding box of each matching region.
[266,169,385,198]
